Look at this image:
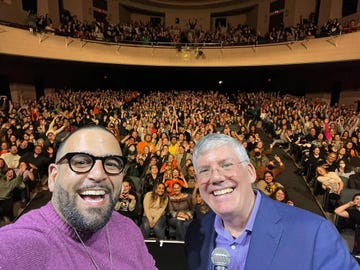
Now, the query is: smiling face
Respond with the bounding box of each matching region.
[353,195,360,207]
[172,183,182,195]
[48,127,124,232]
[5,169,15,180]
[264,172,274,184]
[275,189,285,202]
[121,181,131,194]
[156,183,165,196]
[195,144,256,220]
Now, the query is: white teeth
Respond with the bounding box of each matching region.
[80,190,106,196]
[213,188,233,196]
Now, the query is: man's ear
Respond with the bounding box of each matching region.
[48,163,58,192]
[247,162,257,184]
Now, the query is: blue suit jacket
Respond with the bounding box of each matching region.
[185,193,359,270]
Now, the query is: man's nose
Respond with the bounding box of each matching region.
[87,160,107,182]
[209,167,224,184]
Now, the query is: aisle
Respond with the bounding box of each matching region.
[273,147,325,217]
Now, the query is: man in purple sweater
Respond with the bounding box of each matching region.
[0,126,157,269]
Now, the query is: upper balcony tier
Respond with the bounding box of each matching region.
[0,24,360,67]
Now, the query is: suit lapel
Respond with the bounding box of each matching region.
[204,216,216,270]
[245,195,284,270]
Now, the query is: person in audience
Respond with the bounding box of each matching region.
[0,168,26,222]
[45,114,66,137]
[270,123,292,151]
[160,154,177,175]
[175,144,192,171]
[14,161,35,207]
[0,126,156,269]
[335,159,355,181]
[345,141,359,159]
[348,166,360,190]
[316,166,344,212]
[157,143,170,167]
[142,155,158,176]
[250,146,270,170]
[115,178,139,222]
[44,131,61,156]
[168,182,193,240]
[303,146,325,182]
[168,135,179,156]
[316,166,344,193]
[318,151,338,172]
[270,186,294,206]
[141,182,169,239]
[191,182,210,219]
[335,193,360,255]
[137,133,156,155]
[142,164,162,198]
[255,154,285,181]
[256,171,284,196]
[0,158,8,175]
[0,145,20,169]
[184,164,196,194]
[0,142,8,156]
[185,133,358,270]
[164,168,188,196]
[19,144,51,190]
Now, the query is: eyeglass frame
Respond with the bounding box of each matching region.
[56,152,127,175]
[195,160,248,182]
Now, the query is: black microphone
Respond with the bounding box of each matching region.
[211,247,230,270]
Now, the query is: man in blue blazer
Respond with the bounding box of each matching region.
[185,134,358,270]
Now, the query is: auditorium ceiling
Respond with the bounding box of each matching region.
[120,0,255,12]
[127,0,246,9]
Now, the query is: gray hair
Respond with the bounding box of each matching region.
[192,133,250,173]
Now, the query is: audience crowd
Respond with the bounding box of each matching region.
[23,10,360,46]
[1,88,360,243]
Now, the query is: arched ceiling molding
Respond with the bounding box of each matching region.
[119,0,258,13]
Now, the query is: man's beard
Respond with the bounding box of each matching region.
[52,181,120,233]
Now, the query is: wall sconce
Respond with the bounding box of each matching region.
[182,47,191,61]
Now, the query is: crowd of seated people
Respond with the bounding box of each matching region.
[18,9,359,47]
[1,89,360,239]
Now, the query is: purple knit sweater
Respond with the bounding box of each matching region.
[0,202,157,269]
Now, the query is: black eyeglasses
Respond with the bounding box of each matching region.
[56,152,127,175]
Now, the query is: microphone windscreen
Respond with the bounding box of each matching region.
[211,247,230,267]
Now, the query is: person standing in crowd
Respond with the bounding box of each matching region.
[335,193,360,256]
[185,133,358,270]
[141,182,169,240]
[0,126,156,269]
